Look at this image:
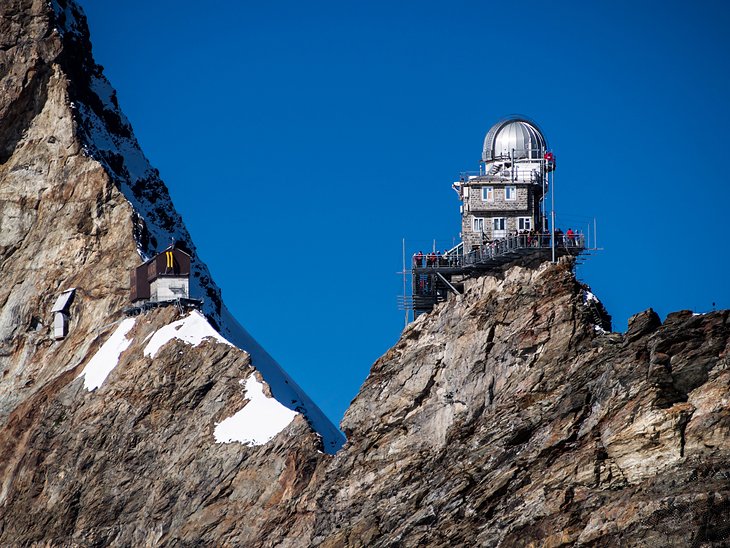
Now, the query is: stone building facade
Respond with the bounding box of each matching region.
[453,117,553,250]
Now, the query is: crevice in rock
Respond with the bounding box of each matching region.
[407,362,441,415]
[677,410,693,458]
[0,61,51,165]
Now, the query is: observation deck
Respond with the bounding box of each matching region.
[401,233,586,316]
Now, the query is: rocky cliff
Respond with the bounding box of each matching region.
[288,260,730,546]
[2,1,729,546]
[1,1,343,544]
[0,0,342,448]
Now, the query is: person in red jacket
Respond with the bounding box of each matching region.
[414,251,424,267]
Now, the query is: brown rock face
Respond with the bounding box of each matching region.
[289,260,730,546]
[0,0,143,423]
[2,1,729,546]
[0,1,339,545]
[0,308,324,546]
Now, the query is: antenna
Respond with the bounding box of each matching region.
[402,238,408,327]
[550,167,556,263]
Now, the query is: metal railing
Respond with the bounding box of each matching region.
[459,170,544,184]
[412,233,585,269]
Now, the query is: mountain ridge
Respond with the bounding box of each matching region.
[288,260,730,546]
[1,1,729,546]
[0,0,343,452]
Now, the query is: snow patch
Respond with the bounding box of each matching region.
[144,311,233,358]
[79,318,136,390]
[61,0,345,453]
[50,0,84,38]
[583,290,599,304]
[214,376,298,445]
[219,306,346,454]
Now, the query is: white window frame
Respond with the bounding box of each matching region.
[517,217,532,231]
[505,185,517,201]
[492,217,506,231]
[481,186,494,202]
[472,217,485,233]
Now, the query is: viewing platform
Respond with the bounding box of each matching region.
[400,116,596,321]
[403,233,587,315]
[123,297,204,317]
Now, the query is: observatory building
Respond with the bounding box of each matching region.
[404,115,586,318]
[453,116,554,250]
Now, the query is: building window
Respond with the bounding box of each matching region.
[481,186,494,202]
[492,217,506,238]
[505,186,517,201]
[518,217,532,231]
[473,217,485,233]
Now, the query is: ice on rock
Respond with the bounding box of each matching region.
[79,318,136,390]
[144,311,232,358]
[214,375,298,446]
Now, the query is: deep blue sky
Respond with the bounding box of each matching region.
[81,0,730,425]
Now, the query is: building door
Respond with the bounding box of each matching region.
[493,218,506,239]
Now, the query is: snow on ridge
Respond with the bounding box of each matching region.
[219,306,346,454]
[143,310,344,452]
[50,0,84,38]
[73,68,222,324]
[583,290,600,304]
[61,0,344,453]
[214,376,298,446]
[88,75,115,108]
[74,75,221,324]
[78,80,154,183]
[144,311,233,359]
[79,318,136,390]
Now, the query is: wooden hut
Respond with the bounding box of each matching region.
[130,245,191,303]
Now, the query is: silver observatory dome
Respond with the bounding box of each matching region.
[482,116,547,163]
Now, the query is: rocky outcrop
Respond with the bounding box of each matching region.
[0,307,326,545]
[288,260,730,546]
[0,1,341,544]
[0,0,341,447]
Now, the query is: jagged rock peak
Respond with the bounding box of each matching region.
[0,0,343,454]
[291,260,730,546]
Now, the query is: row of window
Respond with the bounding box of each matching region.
[481,186,517,202]
[472,216,532,233]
